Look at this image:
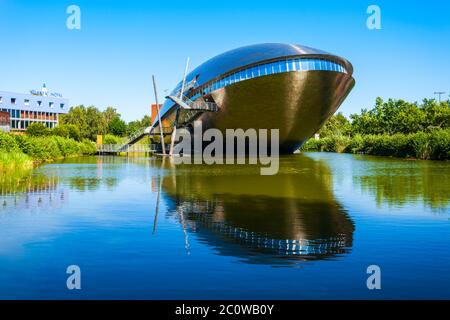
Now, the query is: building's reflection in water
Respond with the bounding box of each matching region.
[158,156,355,265]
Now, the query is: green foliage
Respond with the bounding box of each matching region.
[0,151,33,172]
[52,124,82,141]
[350,98,450,135]
[86,106,107,140]
[303,97,450,160]
[304,129,450,160]
[301,135,351,153]
[51,124,69,138]
[103,134,125,145]
[0,133,19,152]
[318,113,352,138]
[126,115,152,137]
[26,122,50,137]
[103,107,120,127]
[126,120,142,136]
[0,132,97,162]
[60,105,153,140]
[22,136,62,160]
[60,105,107,141]
[59,105,89,137]
[108,116,127,136]
[66,124,82,141]
[79,139,97,154]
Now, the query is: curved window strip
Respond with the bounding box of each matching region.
[189,58,347,100]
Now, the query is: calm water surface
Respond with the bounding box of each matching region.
[0,153,449,299]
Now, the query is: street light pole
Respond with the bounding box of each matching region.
[434,91,446,103]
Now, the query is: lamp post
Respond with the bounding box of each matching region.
[434,92,446,103]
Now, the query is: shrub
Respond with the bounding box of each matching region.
[53,136,80,157]
[22,136,62,160]
[305,129,450,160]
[26,123,50,137]
[409,132,431,160]
[80,139,97,155]
[429,129,450,160]
[66,124,82,141]
[51,124,82,141]
[103,134,122,145]
[52,125,70,138]
[301,138,320,151]
[0,132,19,152]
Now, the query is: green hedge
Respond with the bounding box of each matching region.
[302,129,450,160]
[0,132,97,161]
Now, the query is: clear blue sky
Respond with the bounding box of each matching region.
[1,0,449,122]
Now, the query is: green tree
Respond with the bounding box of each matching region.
[52,124,81,141]
[86,106,106,140]
[27,123,49,137]
[350,97,450,135]
[66,124,82,141]
[60,105,88,137]
[60,105,105,140]
[126,120,142,136]
[141,115,152,127]
[108,116,127,136]
[52,125,69,138]
[103,107,120,130]
[318,113,351,138]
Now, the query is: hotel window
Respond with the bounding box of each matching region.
[49,102,54,108]
[24,99,30,106]
[60,103,65,109]
[11,98,16,105]
[0,96,2,103]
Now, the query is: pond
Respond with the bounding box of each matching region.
[0,153,449,299]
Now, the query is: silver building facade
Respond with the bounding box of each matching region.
[149,43,355,154]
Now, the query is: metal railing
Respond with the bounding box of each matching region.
[97,144,155,153]
[171,77,197,98]
[167,94,219,112]
[127,128,146,142]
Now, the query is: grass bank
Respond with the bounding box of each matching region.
[301,129,450,160]
[0,132,97,171]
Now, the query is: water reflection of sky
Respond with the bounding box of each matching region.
[0,154,449,299]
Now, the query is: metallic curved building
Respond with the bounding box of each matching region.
[150,43,355,153]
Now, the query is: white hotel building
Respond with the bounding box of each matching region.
[0,84,69,131]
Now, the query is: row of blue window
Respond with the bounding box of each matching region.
[0,108,57,118]
[189,58,347,100]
